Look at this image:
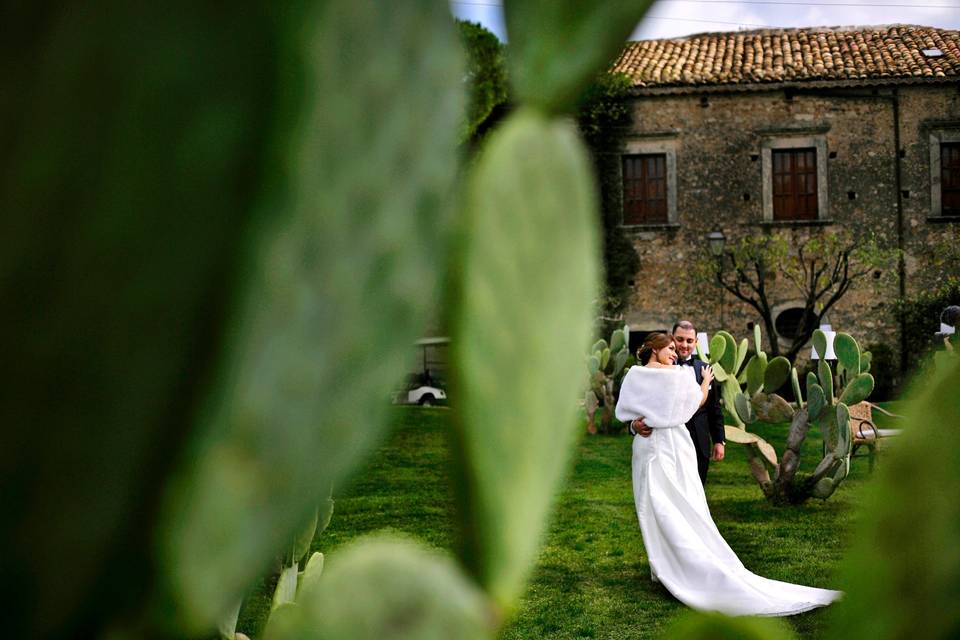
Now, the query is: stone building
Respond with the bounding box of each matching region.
[607,24,960,376]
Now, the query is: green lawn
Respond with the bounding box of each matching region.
[237,408,877,639]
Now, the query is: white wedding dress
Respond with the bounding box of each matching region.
[615,365,842,616]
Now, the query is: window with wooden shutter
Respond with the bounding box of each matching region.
[942,142,960,216]
[772,148,818,221]
[622,154,668,225]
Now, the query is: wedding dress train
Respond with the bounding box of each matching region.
[615,365,842,616]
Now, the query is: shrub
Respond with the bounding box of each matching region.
[895,280,960,381]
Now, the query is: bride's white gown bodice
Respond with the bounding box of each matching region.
[616,365,841,616]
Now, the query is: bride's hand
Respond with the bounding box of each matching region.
[701,365,714,386]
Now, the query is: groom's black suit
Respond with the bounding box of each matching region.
[678,356,725,485]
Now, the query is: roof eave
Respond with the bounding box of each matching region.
[628,75,959,96]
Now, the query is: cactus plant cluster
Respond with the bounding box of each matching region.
[584,325,633,434]
[701,325,875,503]
[219,491,335,639]
[801,331,876,498]
[263,492,335,635]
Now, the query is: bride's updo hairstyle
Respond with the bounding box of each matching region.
[637,332,674,365]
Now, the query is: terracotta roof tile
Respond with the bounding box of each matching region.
[612,25,960,89]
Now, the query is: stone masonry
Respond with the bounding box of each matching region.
[609,26,960,375]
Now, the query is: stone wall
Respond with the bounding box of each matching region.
[617,83,960,373]
[899,84,960,292]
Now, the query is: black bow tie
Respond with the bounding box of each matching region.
[678,358,694,366]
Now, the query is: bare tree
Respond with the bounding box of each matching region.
[708,234,892,361]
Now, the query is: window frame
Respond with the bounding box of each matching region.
[761,135,829,223]
[930,129,960,218]
[620,138,678,228]
[622,153,668,225]
[771,147,819,221]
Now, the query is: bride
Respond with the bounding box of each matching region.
[615,332,842,616]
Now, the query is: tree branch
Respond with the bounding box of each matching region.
[784,244,809,293]
[818,251,876,319]
[821,248,853,297]
[716,252,768,317]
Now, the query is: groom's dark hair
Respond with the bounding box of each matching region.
[672,320,696,334]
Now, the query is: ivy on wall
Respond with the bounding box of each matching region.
[576,73,639,333]
[894,227,960,379]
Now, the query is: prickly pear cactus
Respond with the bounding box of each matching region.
[240,489,337,639]
[801,329,876,500]
[710,326,876,504]
[584,325,633,434]
[699,329,781,492]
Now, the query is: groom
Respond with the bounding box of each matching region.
[631,320,725,484]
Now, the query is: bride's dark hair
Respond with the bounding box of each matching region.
[637,332,674,365]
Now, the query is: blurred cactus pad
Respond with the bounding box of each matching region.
[701,326,876,504]
[826,355,960,640]
[0,0,655,637]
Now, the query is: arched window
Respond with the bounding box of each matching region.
[774,307,812,340]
